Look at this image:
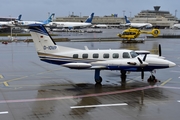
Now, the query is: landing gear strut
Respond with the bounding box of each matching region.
[120,70,127,82]
[94,69,102,84]
[120,70,127,87]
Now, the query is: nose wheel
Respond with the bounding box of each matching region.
[147,75,157,82]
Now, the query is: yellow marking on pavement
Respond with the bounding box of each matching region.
[127,80,133,83]
[160,78,172,86]
[3,82,9,87]
[0,76,28,85]
[0,75,4,79]
[0,68,63,85]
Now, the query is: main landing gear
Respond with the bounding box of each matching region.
[94,69,102,84]
[94,69,159,84]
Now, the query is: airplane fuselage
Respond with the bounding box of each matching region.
[38,48,175,71]
[126,23,153,28]
[48,22,92,28]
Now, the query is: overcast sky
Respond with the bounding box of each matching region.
[0,0,179,20]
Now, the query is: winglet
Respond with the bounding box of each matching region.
[85,13,94,23]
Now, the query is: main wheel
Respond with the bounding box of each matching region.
[95,76,102,84]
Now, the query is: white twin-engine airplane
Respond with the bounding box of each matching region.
[28,24,176,84]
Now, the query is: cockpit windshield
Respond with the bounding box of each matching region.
[130,51,138,58]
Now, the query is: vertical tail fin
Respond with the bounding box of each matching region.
[124,16,130,24]
[85,13,94,23]
[17,14,22,21]
[28,24,59,53]
[43,13,55,24]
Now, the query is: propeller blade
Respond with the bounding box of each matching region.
[143,54,147,61]
[137,57,143,64]
[141,70,144,80]
[159,44,161,56]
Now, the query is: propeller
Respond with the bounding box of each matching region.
[159,44,161,56]
[137,54,147,80]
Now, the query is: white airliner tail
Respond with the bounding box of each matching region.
[29,24,79,54]
[42,13,55,24]
[124,15,131,24]
[85,13,94,23]
[17,14,22,21]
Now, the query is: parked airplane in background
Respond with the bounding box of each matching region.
[122,16,153,28]
[28,24,176,84]
[91,24,108,28]
[48,13,94,29]
[0,14,22,27]
[13,13,55,26]
[172,23,180,29]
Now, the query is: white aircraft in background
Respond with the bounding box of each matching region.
[91,24,108,28]
[48,13,94,29]
[13,13,55,26]
[0,14,22,27]
[122,16,153,28]
[172,23,180,29]
[28,24,176,84]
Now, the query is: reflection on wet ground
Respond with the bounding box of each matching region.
[0,37,179,120]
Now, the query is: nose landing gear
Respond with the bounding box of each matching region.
[147,75,157,82]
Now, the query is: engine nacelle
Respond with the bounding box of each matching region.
[62,63,92,69]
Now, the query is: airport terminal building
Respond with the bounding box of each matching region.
[55,6,178,29]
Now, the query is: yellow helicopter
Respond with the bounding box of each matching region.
[117,28,160,41]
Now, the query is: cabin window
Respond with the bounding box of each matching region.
[73,54,78,58]
[122,52,130,58]
[93,53,99,58]
[103,53,109,58]
[113,53,119,58]
[82,54,88,58]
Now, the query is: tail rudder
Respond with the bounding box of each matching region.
[28,24,59,53]
[85,13,94,23]
[124,16,130,24]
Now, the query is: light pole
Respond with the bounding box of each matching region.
[48,12,50,17]
[175,10,177,18]
[123,10,125,16]
[123,10,125,24]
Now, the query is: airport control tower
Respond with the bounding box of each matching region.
[154,6,160,11]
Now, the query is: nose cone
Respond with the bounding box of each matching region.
[169,61,176,67]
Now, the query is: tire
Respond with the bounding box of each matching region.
[95,76,102,84]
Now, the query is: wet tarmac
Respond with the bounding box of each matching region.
[0,36,180,120]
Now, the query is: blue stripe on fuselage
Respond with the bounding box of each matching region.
[107,65,169,71]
